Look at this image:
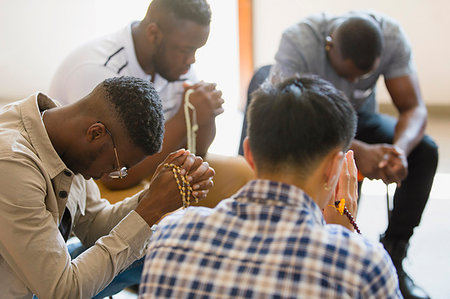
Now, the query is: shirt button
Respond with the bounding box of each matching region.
[63,170,72,177]
[59,191,68,198]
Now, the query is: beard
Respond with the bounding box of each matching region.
[153,49,181,82]
[62,146,104,179]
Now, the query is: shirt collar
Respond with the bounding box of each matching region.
[20,93,68,179]
[234,179,325,225]
[123,22,150,80]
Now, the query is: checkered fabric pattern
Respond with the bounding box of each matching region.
[139,179,401,298]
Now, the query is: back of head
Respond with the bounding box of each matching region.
[147,0,212,27]
[335,16,383,71]
[101,76,164,155]
[247,75,356,177]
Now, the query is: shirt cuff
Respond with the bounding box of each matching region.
[111,210,153,259]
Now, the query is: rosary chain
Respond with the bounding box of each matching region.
[333,199,361,234]
[164,163,198,208]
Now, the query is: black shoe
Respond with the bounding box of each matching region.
[380,236,430,299]
[397,267,430,299]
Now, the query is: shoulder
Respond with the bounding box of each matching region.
[0,124,39,165]
[324,224,393,268]
[276,12,333,68]
[153,206,214,239]
[282,12,330,45]
[325,224,397,281]
[320,225,400,296]
[57,29,129,72]
[49,26,133,103]
[362,11,409,47]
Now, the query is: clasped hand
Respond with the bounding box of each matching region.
[135,149,215,225]
[183,81,225,125]
[357,143,408,186]
[323,151,359,231]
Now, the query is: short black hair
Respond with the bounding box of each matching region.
[247,75,356,176]
[150,0,212,26]
[102,76,164,156]
[336,16,383,71]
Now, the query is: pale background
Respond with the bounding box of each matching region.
[0,1,449,298]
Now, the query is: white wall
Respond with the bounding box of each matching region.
[0,0,147,101]
[0,0,241,155]
[0,0,239,105]
[253,0,450,105]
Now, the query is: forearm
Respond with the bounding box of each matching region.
[195,120,216,157]
[349,139,367,162]
[385,74,427,156]
[394,105,427,156]
[68,212,152,298]
[74,185,141,246]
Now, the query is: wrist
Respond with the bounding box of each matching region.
[350,139,366,153]
[350,140,367,164]
[392,142,407,156]
[135,203,166,227]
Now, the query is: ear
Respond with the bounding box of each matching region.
[325,150,344,188]
[325,36,333,51]
[86,122,107,143]
[243,137,256,171]
[146,22,163,45]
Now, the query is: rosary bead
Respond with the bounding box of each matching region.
[334,200,361,234]
[164,163,198,208]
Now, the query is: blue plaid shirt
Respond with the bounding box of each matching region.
[139,179,401,298]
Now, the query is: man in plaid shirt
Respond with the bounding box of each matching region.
[139,75,401,298]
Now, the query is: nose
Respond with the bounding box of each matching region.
[186,51,196,65]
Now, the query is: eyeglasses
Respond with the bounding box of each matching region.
[97,121,128,179]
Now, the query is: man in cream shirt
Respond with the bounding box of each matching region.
[0,76,213,298]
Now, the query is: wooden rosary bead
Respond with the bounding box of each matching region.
[164,163,198,208]
[333,199,361,234]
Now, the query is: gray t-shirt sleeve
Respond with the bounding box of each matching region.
[270,15,329,84]
[271,30,309,83]
[381,19,414,79]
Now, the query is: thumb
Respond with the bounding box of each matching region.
[183,80,203,89]
[182,81,193,89]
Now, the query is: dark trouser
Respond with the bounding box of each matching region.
[356,111,438,242]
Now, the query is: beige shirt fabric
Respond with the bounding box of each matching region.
[0,93,152,299]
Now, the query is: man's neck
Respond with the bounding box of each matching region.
[257,170,325,209]
[41,107,66,158]
[131,21,155,77]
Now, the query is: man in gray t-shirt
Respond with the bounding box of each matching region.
[270,11,437,299]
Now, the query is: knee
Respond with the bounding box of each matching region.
[409,135,439,170]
